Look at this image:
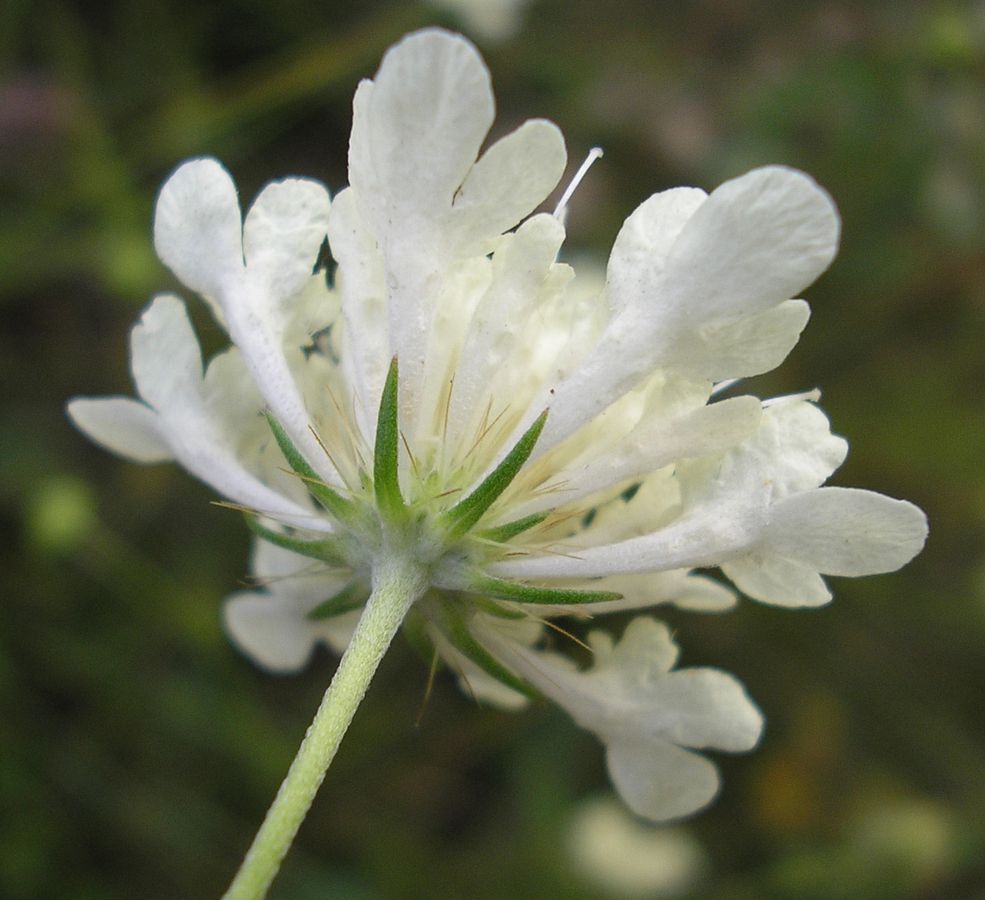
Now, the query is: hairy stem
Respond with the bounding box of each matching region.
[223,554,427,899]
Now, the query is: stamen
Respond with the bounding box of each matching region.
[415,649,442,727]
[553,147,604,221]
[537,616,593,653]
[711,378,742,397]
[762,388,821,408]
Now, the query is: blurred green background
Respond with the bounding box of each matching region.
[4,1,985,897]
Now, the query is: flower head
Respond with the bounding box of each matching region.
[68,28,927,823]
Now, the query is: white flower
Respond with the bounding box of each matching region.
[566,797,708,898]
[427,0,530,42]
[68,28,927,822]
[478,615,763,820]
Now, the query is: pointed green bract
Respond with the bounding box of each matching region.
[374,358,406,520]
[307,582,368,620]
[442,411,548,538]
[470,594,528,620]
[432,602,539,700]
[264,413,354,522]
[245,515,348,566]
[480,513,548,543]
[474,575,622,606]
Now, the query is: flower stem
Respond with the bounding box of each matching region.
[223,555,427,900]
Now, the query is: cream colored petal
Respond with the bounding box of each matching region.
[129,294,204,413]
[535,168,838,452]
[518,395,761,516]
[128,298,326,530]
[351,29,493,234]
[660,166,839,323]
[765,487,929,576]
[224,593,318,674]
[606,738,721,822]
[243,177,331,307]
[326,187,390,443]
[153,158,244,300]
[722,553,832,608]
[447,214,566,446]
[604,186,707,318]
[66,397,172,463]
[452,119,566,251]
[665,299,811,381]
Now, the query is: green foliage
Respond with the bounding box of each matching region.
[263,413,355,522]
[473,576,622,607]
[373,357,407,522]
[441,410,548,538]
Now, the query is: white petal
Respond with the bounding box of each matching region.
[352,28,493,234]
[525,395,762,515]
[660,166,839,323]
[496,400,848,581]
[765,487,929,576]
[642,669,764,751]
[325,187,390,442]
[157,162,339,487]
[665,299,811,381]
[243,177,331,305]
[153,158,244,300]
[722,553,832,607]
[67,397,172,463]
[493,500,756,579]
[460,665,531,710]
[585,619,762,752]
[591,617,680,679]
[709,399,847,500]
[666,573,738,613]
[312,611,362,656]
[248,539,353,605]
[128,298,328,529]
[452,119,567,250]
[536,168,837,450]
[604,186,707,318]
[440,612,542,708]
[606,738,721,822]
[223,593,317,674]
[201,348,265,435]
[478,616,758,821]
[439,640,531,710]
[129,294,204,413]
[227,278,342,489]
[448,214,566,442]
[349,30,495,427]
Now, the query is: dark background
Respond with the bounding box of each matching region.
[3,1,984,897]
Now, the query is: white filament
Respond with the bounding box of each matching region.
[553,146,604,222]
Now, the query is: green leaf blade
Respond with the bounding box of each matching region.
[432,601,539,701]
[480,513,548,544]
[443,410,548,538]
[265,413,354,522]
[307,582,367,620]
[374,357,406,520]
[245,515,348,566]
[474,575,622,606]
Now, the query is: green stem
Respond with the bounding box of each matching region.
[223,555,427,899]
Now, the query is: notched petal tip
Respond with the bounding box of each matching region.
[243,177,331,302]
